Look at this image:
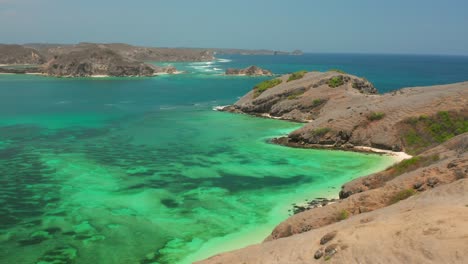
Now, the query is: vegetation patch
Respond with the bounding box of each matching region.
[311,127,331,137]
[329,69,346,74]
[328,76,344,88]
[336,209,349,221]
[287,70,307,82]
[287,90,305,100]
[252,78,282,98]
[386,154,440,177]
[389,189,416,204]
[399,110,468,154]
[368,112,386,121]
[312,98,326,107]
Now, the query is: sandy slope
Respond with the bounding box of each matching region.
[198,178,468,264]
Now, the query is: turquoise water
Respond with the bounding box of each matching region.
[1,54,468,263]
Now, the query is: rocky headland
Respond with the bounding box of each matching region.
[202,71,468,263]
[225,66,273,76]
[222,71,467,152]
[0,42,213,77]
[43,44,175,77]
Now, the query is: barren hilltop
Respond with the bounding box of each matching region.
[0,43,204,77]
[205,71,468,263]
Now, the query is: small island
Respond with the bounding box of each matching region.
[225,66,273,76]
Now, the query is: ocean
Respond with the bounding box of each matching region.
[1,54,468,263]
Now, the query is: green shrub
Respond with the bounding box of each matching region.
[328,76,344,88]
[329,69,346,74]
[312,98,326,107]
[311,127,331,137]
[252,78,282,98]
[287,70,307,82]
[368,112,385,121]
[389,189,416,204]
[387,154,439,177]
[336,209,349,221]
[287,90,305,100]
[400,111,468,154]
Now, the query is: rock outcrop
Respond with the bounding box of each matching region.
[0,44,45,65]
[198,134,467,263]
[200,73,468,264]
[222,71,467,152]
[43,45,158,77]
[225,66,272,76]
[198,175,468,264]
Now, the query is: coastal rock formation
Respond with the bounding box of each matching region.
[222,71,467,152]
[0,44,45,65]
[43,45,161,77]
[200,73,468,263]
[198,134,467,263]
[265,133,467,241]
[225,66,272,76]
[198,177,468,264]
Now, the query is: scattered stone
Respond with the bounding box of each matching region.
[292,198,338,214]
[427,177,440,188]
[413,181,424,189]
[324,244,339,259]
[447,162,457,168]
[320,231,338,245]
[314,248,324,259]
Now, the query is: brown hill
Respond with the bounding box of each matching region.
[0,44,45,65]
[43,45,158,77]
[223,71,467,153]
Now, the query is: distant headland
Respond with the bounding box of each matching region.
[0,43,302,77]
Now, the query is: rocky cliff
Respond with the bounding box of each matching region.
[0,44,45,65]
[225,66,272,76]
[223,71,467,152]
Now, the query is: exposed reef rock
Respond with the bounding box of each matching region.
[0,44,45,65]
[225,66,272,76]
[222,71,467,152]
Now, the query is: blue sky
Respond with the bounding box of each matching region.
[1,0,467,55]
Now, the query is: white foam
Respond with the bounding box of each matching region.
[217,59,232,63]
[213,105,229,111]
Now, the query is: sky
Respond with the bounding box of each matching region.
[1,0,467,55]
